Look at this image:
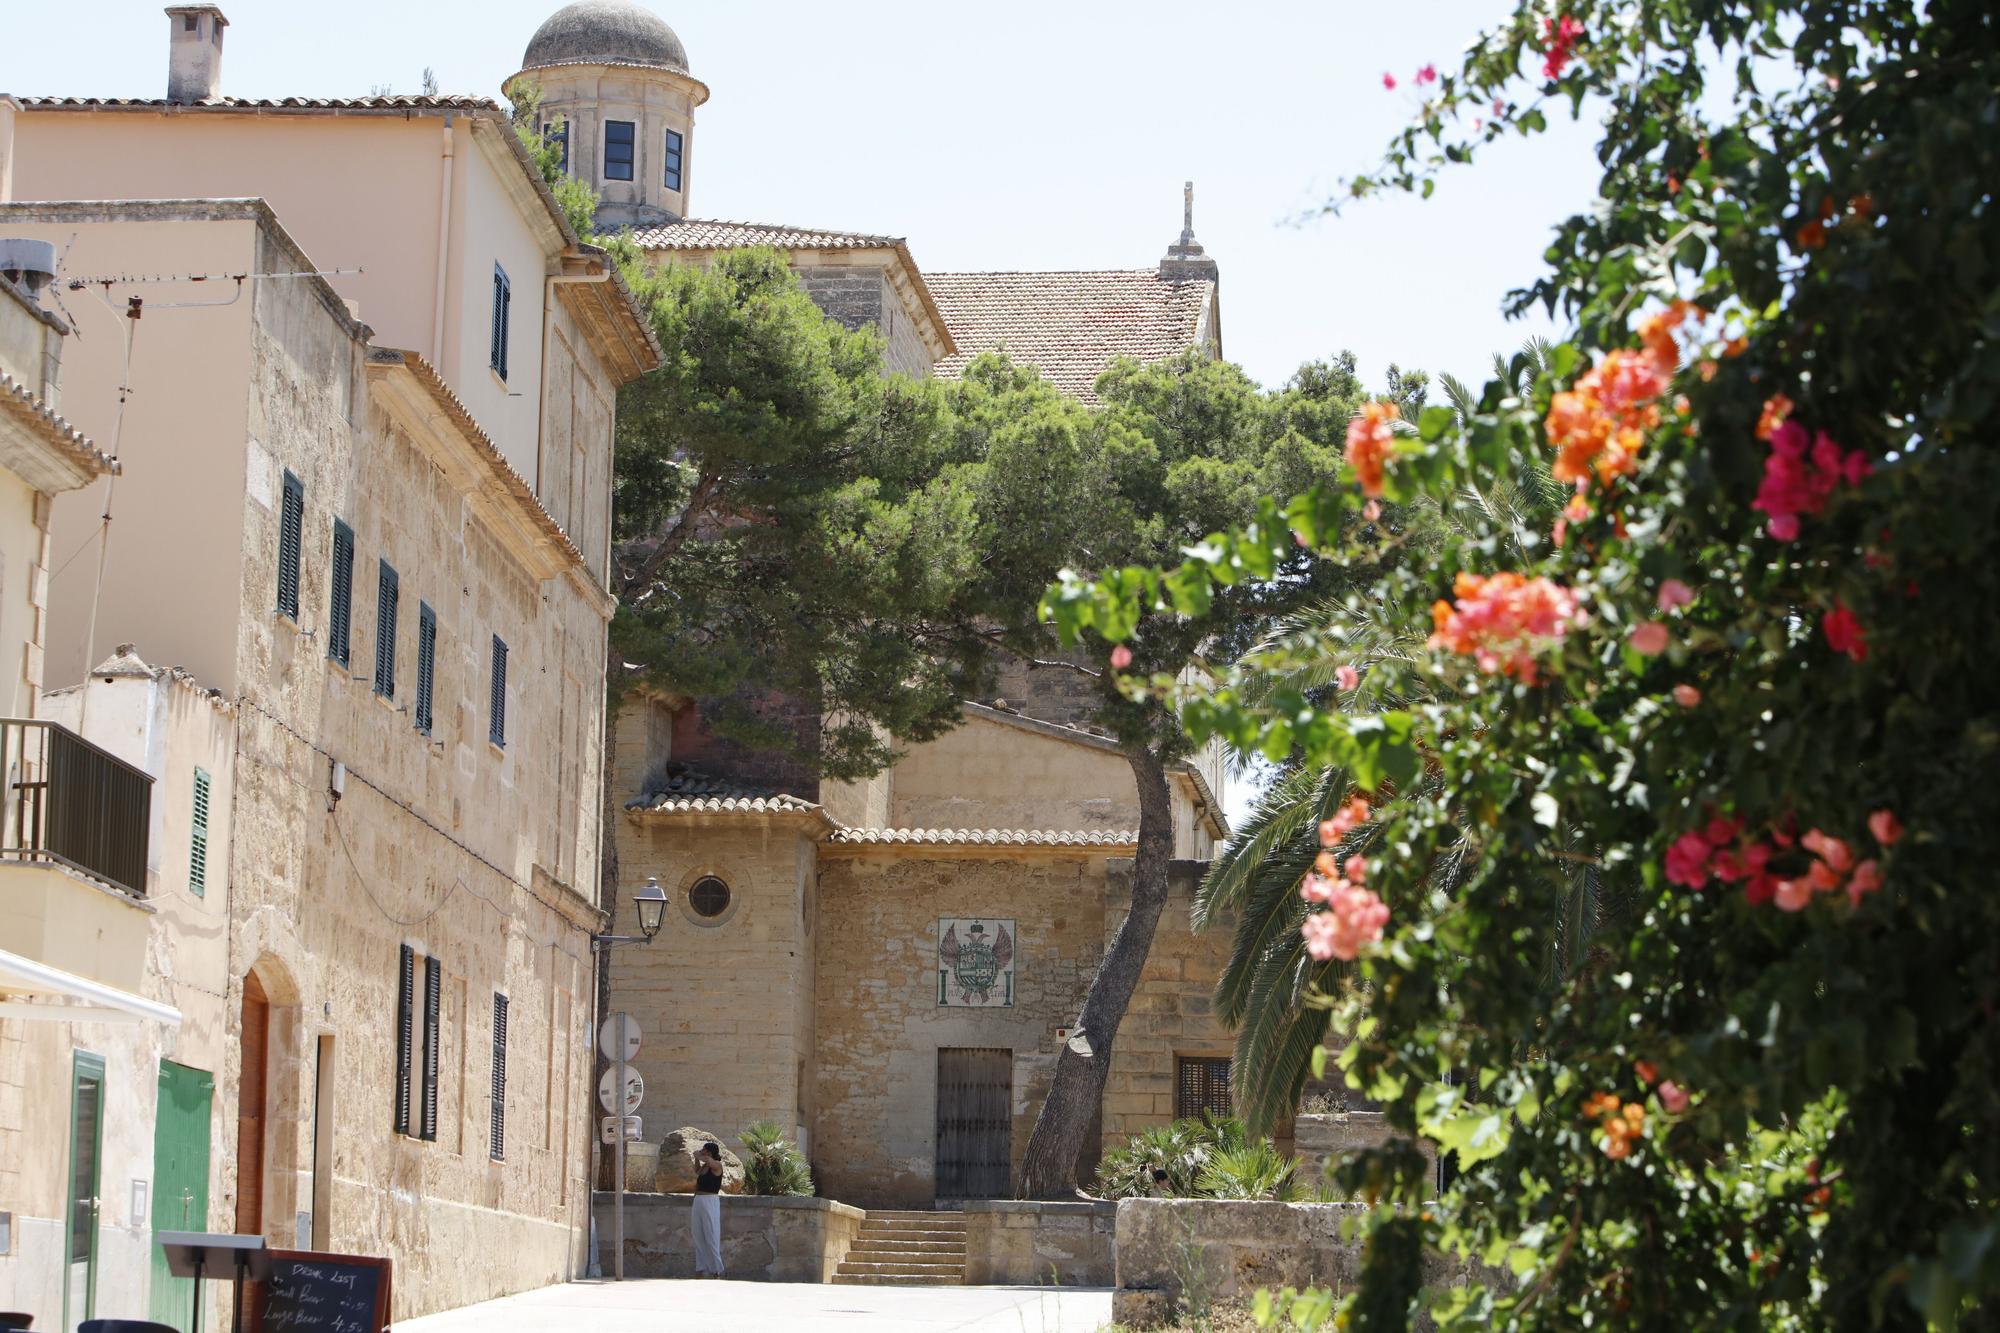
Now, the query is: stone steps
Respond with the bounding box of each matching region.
[832,1210,970,1287]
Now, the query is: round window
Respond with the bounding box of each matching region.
[687,875,732,920]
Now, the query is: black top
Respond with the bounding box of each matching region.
[695,1159,722,1194]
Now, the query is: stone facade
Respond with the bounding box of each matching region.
[593,1192,864,1281]
[962,1199,1117,1286]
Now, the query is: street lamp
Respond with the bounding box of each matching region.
[592,875,667,1283]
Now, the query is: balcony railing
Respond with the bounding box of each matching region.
[0,718,152,899]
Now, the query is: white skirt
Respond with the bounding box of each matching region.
[691,1192,723,1275]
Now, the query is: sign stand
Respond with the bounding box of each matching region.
[598,1011,643,1283]
[157,1231,270,1333]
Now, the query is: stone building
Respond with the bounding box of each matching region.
[515,0,1246,1206]
[0,8,657,1320]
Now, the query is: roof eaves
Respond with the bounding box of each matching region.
[0,370,116,491]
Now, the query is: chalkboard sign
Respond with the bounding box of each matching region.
[259,1249,393,1333]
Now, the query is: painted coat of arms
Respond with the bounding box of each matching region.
[938,918,1015,1007]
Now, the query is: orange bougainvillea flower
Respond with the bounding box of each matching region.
[1429,571,1581,684]
[1795,220,1827,250]
[1344,401,1401,498]
[1544,301,1699,487]
[1755,393,1795,442]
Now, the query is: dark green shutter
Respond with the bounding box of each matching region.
[328,519,354,667]
[394,944,414,1136]
[420,956,441,1142]
[276,471,304,619]
[415,603,436,736]
[490,266,510,379]
[188,768,210,898]
[489,993,509,1161]
[488,636,508,748]
[374,560,399,699]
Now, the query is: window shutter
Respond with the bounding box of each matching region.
[415,602,437,736]
[189,767,211,898]
[328,519,354,666]
[490,265,511,380]
[276,471,304,619]
[420,955,441,1141]
[488,635,508,748]
[394,944,415,1136]
[1175,1057,1233,1121]
[489,992,509,1161]
[374,560,399,699]
[500,273,512,378]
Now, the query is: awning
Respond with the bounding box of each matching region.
[0,948,182,1026]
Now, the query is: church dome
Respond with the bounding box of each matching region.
[521,1,689,74]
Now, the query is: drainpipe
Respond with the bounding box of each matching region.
[430,114,457,367]
[538,265,611,497]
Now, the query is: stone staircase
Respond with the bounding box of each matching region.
[831,1209,967,1286]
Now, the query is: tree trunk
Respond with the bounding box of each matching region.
[1016,742,1176,1199]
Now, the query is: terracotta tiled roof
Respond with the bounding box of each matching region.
[926,270,1216,406]
[827,828,1137,848]
[16,95,500,111]
[625,766,821,816]
[0,369,116,486]
[627,218,904,251]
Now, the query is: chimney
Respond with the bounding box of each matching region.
[1159,180,1220,283]
[165,5,229,104]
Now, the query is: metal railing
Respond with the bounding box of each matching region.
[0,718,152,898]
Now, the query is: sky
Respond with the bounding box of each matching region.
[5,0,1608,394]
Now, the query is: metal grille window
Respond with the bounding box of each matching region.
[488,635,508,748]
[276,470,304,620]
[327,518,354,666]
[663,128,684,191]
[604,119,635,181]
[489,993,509,1161]
[1175,1056,1234,1121]
[394,944,415,1136]
[373,560,398,699]
[415,603,437,737]
[420,956,441,1142]
[188,767,210,898]
[489,264,512,380]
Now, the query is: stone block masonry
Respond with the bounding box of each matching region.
[962,1199,1116,1286]
[595,1191,865,1281]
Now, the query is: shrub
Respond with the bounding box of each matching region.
[738,1120,814,1197]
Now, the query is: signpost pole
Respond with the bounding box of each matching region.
[614,1010,627,1283]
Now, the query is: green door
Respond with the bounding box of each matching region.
[63,1051,106,1329]
[149,1060,215,1330]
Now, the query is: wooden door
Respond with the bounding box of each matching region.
[236,971,269,1234]
[63,1052,106,1329]
[935,1048,1012,1200]
[150,1060,214,1330]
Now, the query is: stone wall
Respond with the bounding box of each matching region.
[1113,1198,1492,1327]
[962,1199,1117,1286]
[594,1192,864,1281]
[1293,1112,1437,1196]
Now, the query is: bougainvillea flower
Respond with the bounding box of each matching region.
[1336,664,1360,692]
[1822,602,1868,661]
[1802,829,1853,874]
[1755,393,1795,442]
[1344,400,1401,498]
[1868,809,1903,846]
[1318,797,1372,847]
[1846,859,1883,905]
[1633,1060,1659,1085]
[1630,621,1670,655]
[1344,855,1369,883]
[1755,420,1870,541]
[1428,571,1581,683]
[1665,831,1713,888]
[1541,13,1583,79]
[1109,645,1133,670]
[1673,684,1702,707]
[1301,880,1390,962]
[1545,302,1695,486]
[1415,64,1438,85]
[1657,1081,1690,1114]
[1774,878,1813,911]
[1656,579,1695,612]
[1382,72,1398,90]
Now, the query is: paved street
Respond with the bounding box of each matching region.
[395,1279,1113,1333]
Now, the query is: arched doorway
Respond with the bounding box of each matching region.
[235,969,269,1236]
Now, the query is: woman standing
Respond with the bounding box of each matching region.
[691,1141,725,1278]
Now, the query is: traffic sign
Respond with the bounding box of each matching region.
[598,1065,644,1114]
[598,1012,642,1063]
[601,1114,643,1144]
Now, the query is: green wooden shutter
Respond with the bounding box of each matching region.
[393,944,414,1136]
[374,560,399,699]
[188,768,210,898]
[276,471,304,620]
[489,992,509,1161]
[490,265,510,379]
[488,635,508,748]
[415,603,437,736]
[420,956,441,1142]
[328,519,354,667]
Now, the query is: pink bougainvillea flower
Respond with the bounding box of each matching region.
[1382,72,1398,90]
[1415,63,1438,85]
[1493,95,1507,115]
[1630,621,1670,656]
[1540,13,1583,79]
[1656,579,1696,612]
[1868,808,1904,846]
[1336,664,1360,692]
[1754,418,1871,541]
[1774,878,1814,912]
[1318,797,1372,848]
[1301,880,1391,962]
[1805,858,1843,894]
[1109,645,1133,670]
[1657,1081,1690,1114]
[1673,684,1702,707]
[1300,873,1334,905]
[1704,817,1742,848]
[1344,855,1369,883]
[1664,831,1714,889]
[1846,859,1883,906]
[1822,602,1868,662]
[1362,499,1382,523]
[1802,829,1853,874]
[1428,572,1582,684]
